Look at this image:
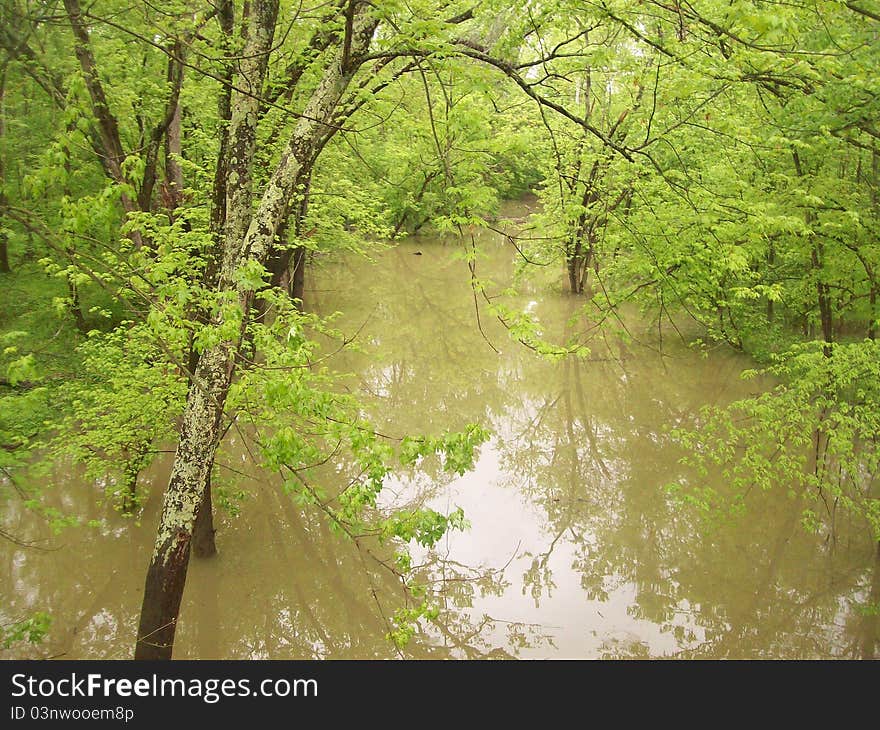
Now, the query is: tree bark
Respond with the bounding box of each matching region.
[63,121,88,332]
[140,40,185,213]
[63,0,141,233]
[792,148,833,356]
[291,247,306,305]
[208,0,235,249]
[67,277,87,333]
[567,241,583,294]
[164,97,185,211]
[267,169,312,305]
[812,243,834,356]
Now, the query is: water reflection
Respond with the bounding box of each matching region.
[0,453,525,659]
[1,202,877,658]
[310,204,879,659]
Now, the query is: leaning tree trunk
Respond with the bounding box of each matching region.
[134,344,233,659]
[267,169,312,306]
[134,0,379,660]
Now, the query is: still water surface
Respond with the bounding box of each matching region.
[2,206,877,659]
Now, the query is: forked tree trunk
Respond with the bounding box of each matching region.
[135,1,379,660]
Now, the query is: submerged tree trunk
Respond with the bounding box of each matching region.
[566,239,584,294]
[192,462,217,559]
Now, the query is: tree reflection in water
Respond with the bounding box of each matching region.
[312,209,879,659]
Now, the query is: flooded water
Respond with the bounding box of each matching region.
[2,202,878,659]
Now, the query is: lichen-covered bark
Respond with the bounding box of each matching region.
[221,0,280,276]
[63,0,126,182]
[266,169,312,303]
[135,1,380,660]
[134,345,231,659]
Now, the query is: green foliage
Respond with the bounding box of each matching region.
[670,341,880,540]
[380,506,469,548]
[399,424,491,475]
[2,612,52,649]
[386,600,440,649]
[221,287,490,638]
[230,292,490,544]
[43,324,187,514]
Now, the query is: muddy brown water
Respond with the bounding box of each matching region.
[2,204,877,659]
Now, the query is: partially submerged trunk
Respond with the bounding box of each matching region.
[134,344,235,659]
[192,470,217,559]
[135,0,280,660]
[291,247,307,306]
